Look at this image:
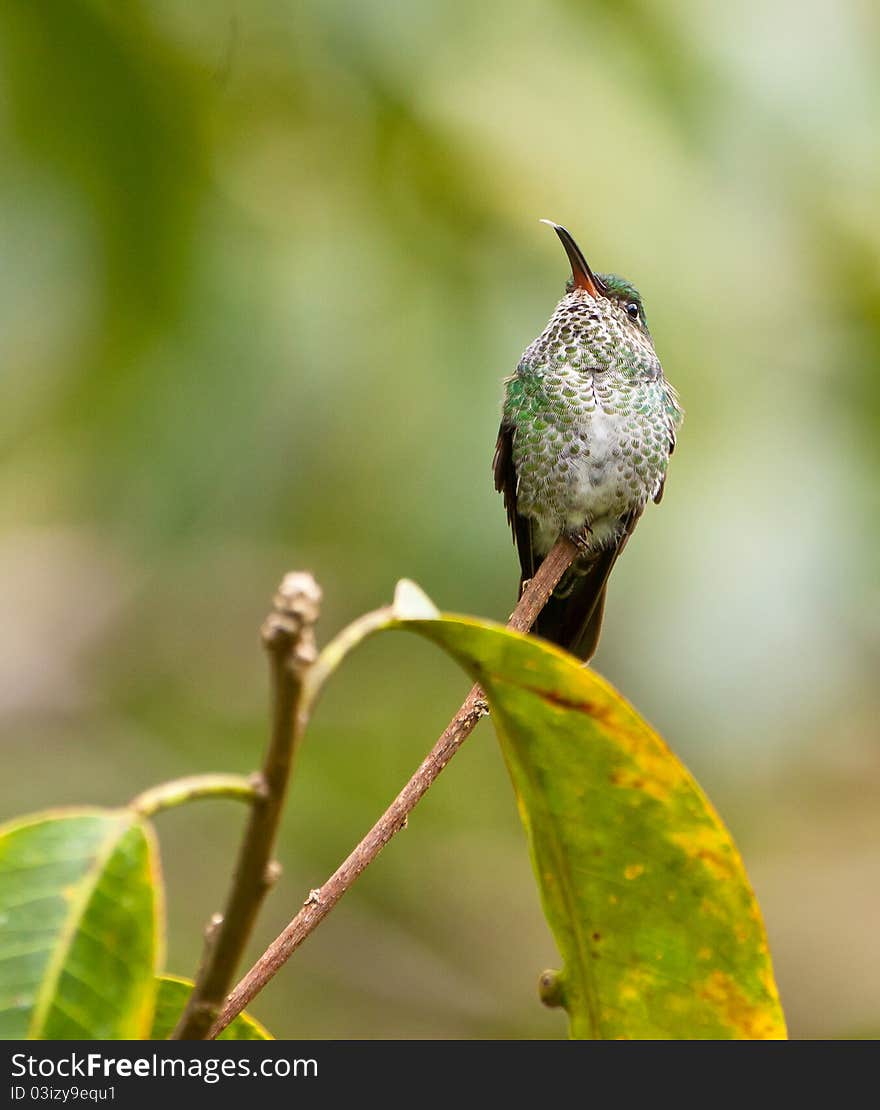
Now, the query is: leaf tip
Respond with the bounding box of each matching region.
[391,579,439,620]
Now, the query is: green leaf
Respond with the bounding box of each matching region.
[391,610,787,1040]
[0,808,162,1039]
[150,976,273,1040]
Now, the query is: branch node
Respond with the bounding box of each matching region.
[538,968,566,1009]
[472,696,489,718]
[264,860,283,887]
[304,888,322,907]
[261,572,322,668]
[249,771,270,800]
[205,913,224,941]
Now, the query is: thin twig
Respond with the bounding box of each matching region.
[130,774,262,817]
[171,572,322,1039]
[209,535,577,1036]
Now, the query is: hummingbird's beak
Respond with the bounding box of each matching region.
[540,219,606,298]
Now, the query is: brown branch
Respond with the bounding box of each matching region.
[209,535,577,1036]
[171,572,322,1039]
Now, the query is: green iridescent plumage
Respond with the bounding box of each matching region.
[493,223,683,661]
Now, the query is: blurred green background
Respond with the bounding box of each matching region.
[1,0,878,1039]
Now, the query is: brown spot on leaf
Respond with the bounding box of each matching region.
[698,970,786,1039]
[671,827,738,881]
[609,766,670,802]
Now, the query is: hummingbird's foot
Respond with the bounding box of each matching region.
[567,523,594,556]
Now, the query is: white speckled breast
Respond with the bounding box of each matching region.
[504,289,680,557]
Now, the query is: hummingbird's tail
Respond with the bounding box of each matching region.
[530,543,618,662]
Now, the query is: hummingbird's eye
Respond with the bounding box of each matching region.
[626,302,640,320]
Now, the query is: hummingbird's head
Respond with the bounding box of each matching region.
[592,272,649,333]
[539,220,653,352]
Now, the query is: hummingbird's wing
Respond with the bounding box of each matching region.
[655,384,682,504]
[492,421,534,587]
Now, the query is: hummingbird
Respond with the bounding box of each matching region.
[493,221,683,661]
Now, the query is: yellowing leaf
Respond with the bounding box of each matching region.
[390,614,786,1040]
